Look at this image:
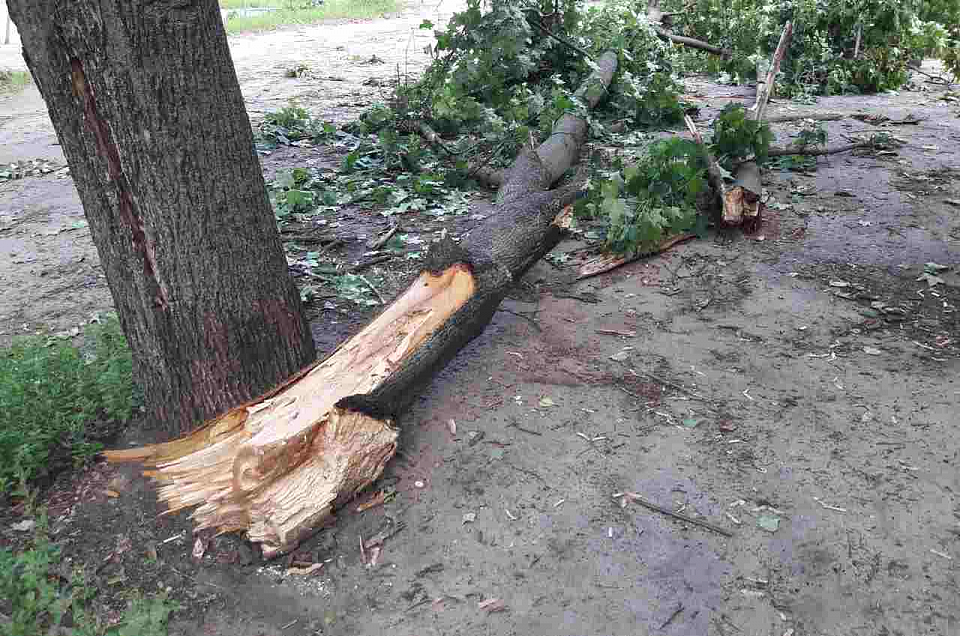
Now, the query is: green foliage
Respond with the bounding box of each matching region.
[222,0,401,34]
[577,138,706,255]
[0,70,32,94]
[664,0,955,95]
[710,104,773,168]
[255,105,336,150]
[770,119,828,171]
[377,0,684,170]
[0,318,135,493]
[0,517,178,635]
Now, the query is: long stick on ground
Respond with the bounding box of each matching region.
[104,52,620,559]
[620,492,734,537]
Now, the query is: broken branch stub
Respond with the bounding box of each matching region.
[104,51,619,558]
[726,21,793,228]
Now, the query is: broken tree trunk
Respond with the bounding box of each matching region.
[104,51,619,559]
[723,21,793,228]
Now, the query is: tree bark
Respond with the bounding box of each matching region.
[104,51,620,558]
[8,0,317,435]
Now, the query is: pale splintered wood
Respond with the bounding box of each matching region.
[105,265,475,556]
[576,233,695,280]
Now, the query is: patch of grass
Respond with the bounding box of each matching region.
[222,0,400,34]
[0,515,178,636]
[0,317,136,494]
[0,70,32,94]
[220,0,280,8]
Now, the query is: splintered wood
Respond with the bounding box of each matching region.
[105,265,476,557]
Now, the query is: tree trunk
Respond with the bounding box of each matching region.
[105,51,620,558]
[8,0,317,435]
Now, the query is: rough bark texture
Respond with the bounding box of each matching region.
[8,0,316,434]
[105,51,619,558]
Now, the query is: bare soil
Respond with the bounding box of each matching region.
[2,3,959,635]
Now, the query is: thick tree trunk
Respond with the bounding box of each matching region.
[105,51,620,558]
[9,0,316,435]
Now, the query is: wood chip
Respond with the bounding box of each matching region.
[286,562,324,576]
[478,598,507,612]
[356,490,387,512]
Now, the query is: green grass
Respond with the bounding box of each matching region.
[0,70,32,95]
[220,0,281,7]
[0,317,136,494]
[0,516,178,636]
[222,0,400,34]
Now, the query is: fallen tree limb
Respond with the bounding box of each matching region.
[768,141,874,157]
[684,114,733,219]
[647,0,731,58]
[104,51,619,559]
[765,112,845,123]
[652,26,731,58]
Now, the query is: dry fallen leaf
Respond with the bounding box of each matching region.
[192,537,206,560]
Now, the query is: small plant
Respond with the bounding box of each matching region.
[0,317,135,493]
[0,515,178,636]
[0,70,32,94]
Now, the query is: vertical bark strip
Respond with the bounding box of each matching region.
[69,58,169,310]
[8,0,317,434]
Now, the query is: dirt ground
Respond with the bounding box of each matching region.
[2,2,959,635]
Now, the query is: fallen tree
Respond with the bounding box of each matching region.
[105,51,619,558]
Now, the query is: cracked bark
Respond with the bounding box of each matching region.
[9,0,317,435]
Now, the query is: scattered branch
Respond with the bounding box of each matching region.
[652,26,732,58]
[765,112,845,123]
[768,141,875,157]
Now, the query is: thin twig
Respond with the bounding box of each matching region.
[630,368,709,401]
[619,492,734,537]
[499,307,542,332]
[352,255,394,273]
[369,224,400,250]
[522,4,595,62]
[359,274,386,304]
[659,604,685,630]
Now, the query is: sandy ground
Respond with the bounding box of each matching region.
[1,3,959,635]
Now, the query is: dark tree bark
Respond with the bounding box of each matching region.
[8,0,317,435]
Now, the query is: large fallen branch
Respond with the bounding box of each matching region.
[767,141,875,157]
[104,51,619,559]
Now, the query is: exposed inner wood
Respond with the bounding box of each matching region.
[104,265,475,556]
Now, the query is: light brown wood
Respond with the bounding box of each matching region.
[105,265,476,557]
